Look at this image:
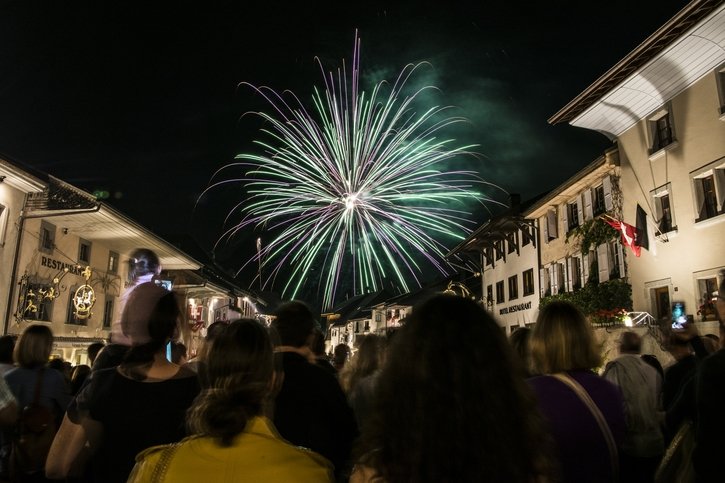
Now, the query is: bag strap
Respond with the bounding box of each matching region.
[552,373,619,480]
[32,367,45,405]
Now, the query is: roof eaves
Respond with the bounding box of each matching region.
[549,0,724,125]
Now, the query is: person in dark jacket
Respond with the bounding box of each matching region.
[271,301,358,481]
[694,272,725,483]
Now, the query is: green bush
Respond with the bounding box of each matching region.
[539,279,632,325]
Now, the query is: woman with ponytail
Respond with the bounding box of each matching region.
[129,319,334,483]
[45,289,200,483]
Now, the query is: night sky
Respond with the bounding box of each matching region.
[0,0,691,299]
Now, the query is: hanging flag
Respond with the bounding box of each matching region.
[635,204,649,250]
[602,216,641,257]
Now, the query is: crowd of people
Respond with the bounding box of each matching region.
[0,247,721,482]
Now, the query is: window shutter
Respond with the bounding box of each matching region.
[617,243,625,279]
[546,210,558,239]
[562,204,568,233]
[583,189,593,220]
[542,216,548,243]
[566,258,573,292]
[550,265,558,295]
[583,252,590,283]
[576,196,584,225]
[603,175,613,211]
[597,244,610,283]
[539,268,546,297]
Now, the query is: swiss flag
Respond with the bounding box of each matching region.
[603,216,641,257]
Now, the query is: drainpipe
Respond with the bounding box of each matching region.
[3,203,102,335]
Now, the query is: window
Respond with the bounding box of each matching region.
[39,221,55,254]
[692,160,725,223]
[648,106,676,155]
[66,286,88,326]
[508,275,518,300]
[553,262,565,295]
[522,269,534,296]
[20,281,54,322]
[375,312,381,323]
[0,204,8,246]
[566,200,580,232]
[103,297,115,328]
[506,231,518,254]
[651,183,676,233]
[568,257,582,291]
[606,241,625,280]
[544,208,558,242]
[495,240,504,261]
[484,247,493,266]
[540,267,551,297]
[108,251,119,274]
[486,285,493,306]
[592,185,606,216]
[495,281,504,304]
[78,239,92,265]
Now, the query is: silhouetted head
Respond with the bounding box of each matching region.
[531,301,602,374]
[272,301,316,347]
[15,325,54,369]
[358,294,551,482]
[619,331,642,354]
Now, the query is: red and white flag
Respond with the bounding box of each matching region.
[603,216,640,257]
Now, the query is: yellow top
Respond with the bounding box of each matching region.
[128,416,334,483]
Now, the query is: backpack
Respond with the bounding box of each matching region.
[10,368,58,478]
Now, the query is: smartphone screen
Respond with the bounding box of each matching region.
[166,341,172,362]
[672,302,686,329]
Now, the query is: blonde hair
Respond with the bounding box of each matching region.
[14,324,53,368]
[530,301,601,374]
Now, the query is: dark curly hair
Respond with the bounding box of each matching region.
[127,248,160,282]
[186,319,274,446]
[355,294,553,482]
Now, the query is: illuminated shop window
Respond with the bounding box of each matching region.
[20,281,54,322]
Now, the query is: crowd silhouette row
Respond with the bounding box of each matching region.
[0,249,721,482]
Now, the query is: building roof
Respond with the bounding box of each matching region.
[549,0,725,138]
[327,290,392,327]
[446,193,545,260]
[2,155,201,270]
[525,147,619,218]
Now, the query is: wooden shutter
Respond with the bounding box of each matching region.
[603,175,613,212]
[583,189,593,220]
[597,244,610,283]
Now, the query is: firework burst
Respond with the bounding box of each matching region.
[205,36,492,309]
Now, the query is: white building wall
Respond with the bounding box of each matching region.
[618,69,725,322]
[482,227,539,335]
